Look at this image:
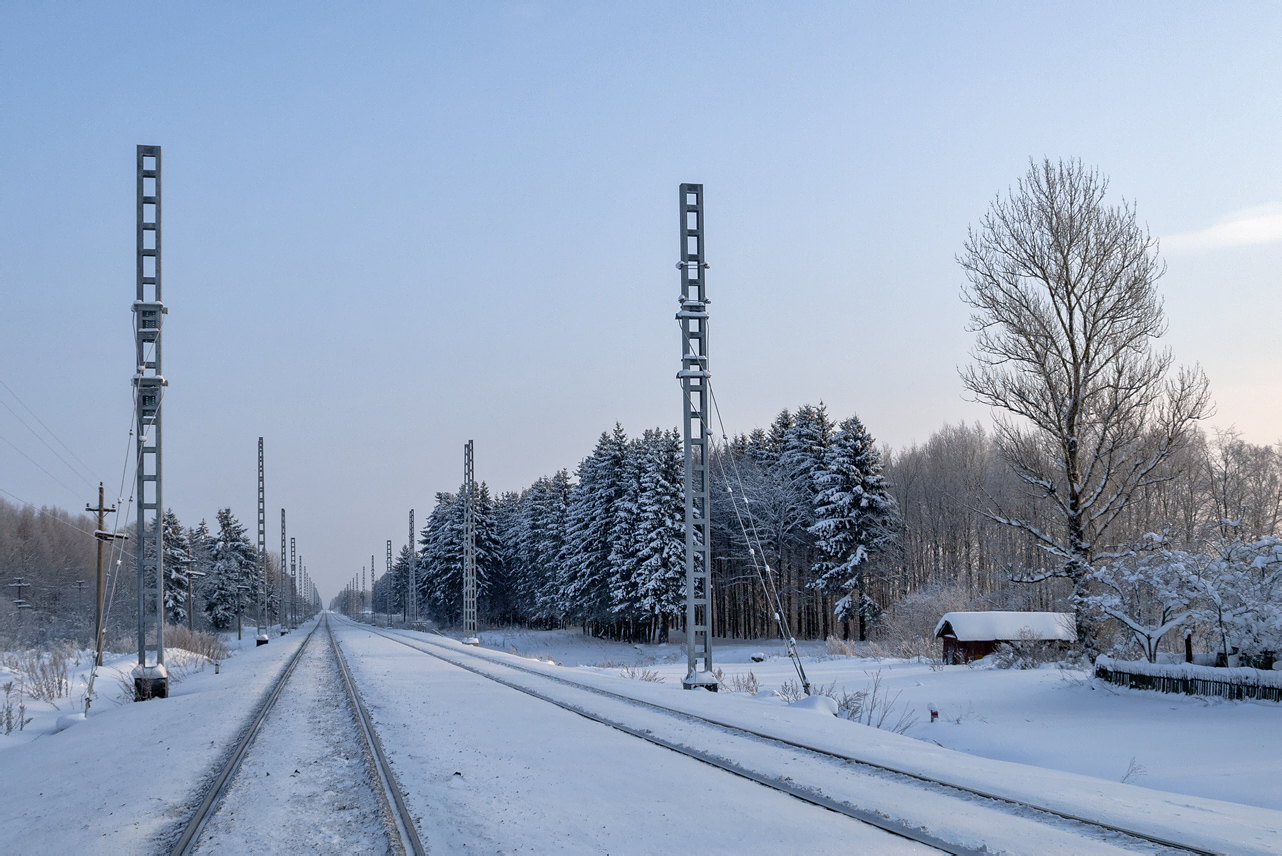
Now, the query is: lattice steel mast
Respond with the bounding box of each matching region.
[255,438,268,644]
[408,509,417,625]
[462,440,478,644]
[133,145,169,701]
[279,508,287,634]
[678,183,717,691]
[289,537,297,629]
[385,539,392,626]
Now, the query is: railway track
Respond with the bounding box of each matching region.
[169,616,424,856]
[349,619,1220,856]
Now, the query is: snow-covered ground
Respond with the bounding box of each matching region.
[3,618,1280,853]
[0,623,317,853]
[472,627,1282,813]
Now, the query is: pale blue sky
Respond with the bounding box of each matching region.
[3,4,1281,598]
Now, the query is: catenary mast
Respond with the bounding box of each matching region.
[280,509,286,634]
[256,438,268,644]
[462,441,478,644]
[678,183,717,691]
[132,145,168,701]
[408,509,417,625]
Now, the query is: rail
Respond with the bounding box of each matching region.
[169,620,321,856]
[351,620,1221,856]
[170,617,425,855]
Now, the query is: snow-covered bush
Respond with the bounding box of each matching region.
[825,636,853,657]
[777,679,804,702]
[619,664,663,682]
[718,670,760,694]
[10,646,71,701]
[1085,535,1196,663]
[815,671,917,734]
[876,584,983,644]
[164,622,229,664]
[1188,533,1282,663]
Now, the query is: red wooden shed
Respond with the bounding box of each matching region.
[934,611,1076,664]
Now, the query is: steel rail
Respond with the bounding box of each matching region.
[327,617,427,856]
[344,619,965,854]
[362,620,1221,856]
[169,620,321,856]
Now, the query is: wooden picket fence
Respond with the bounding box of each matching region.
[1094,663,1282,702]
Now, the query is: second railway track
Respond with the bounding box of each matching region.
[349,618,1223,856]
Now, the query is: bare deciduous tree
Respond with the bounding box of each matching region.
[959,158,1212,652]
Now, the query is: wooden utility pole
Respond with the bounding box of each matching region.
[86,483,121,667]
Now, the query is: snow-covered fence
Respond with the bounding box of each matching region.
[1094,655,1282,702]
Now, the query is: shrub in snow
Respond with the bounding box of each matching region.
[164,623,229,664]
[825,636,859,658]
[803,672,918,734]
[619,665,663,683]
[1187,533,1282,664]
[1085,534,1197,663]
[776,679,804,703]
[9,646,71,702]
[718,670,760,694]
[3,681,15,734]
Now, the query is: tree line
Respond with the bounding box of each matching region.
[0,500,312,646]
[9,159,1282,663]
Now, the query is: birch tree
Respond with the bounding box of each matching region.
[960,158,1211,652]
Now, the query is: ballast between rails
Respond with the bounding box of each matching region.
[169,621,322,856]
[328,618,426,856]
[170,617,425,856]
[354,619,1222,856]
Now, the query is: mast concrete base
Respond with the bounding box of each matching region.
[682,671,719,691]
[132,663,169,701]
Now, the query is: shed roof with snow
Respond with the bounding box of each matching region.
[934,611,1076,643]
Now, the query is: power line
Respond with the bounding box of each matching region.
[0,432,82,499]
[0,485,102,541]
[706,377,812,695]
[0,383,98,487]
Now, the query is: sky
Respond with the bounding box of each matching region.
[3,3,1282,600]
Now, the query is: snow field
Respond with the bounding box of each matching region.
[190,625,395,855]
[0,622,315,853]
[449,627,1282,854]
[333,620,931,854]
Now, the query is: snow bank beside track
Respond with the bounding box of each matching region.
[0,622,316,853]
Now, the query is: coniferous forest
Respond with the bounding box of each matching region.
[6,402,1282,661]
[360,403,1282,659]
